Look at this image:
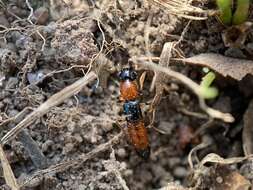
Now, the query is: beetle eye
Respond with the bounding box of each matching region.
[130,71,137,80]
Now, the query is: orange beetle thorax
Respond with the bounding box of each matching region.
[120,80,139,101]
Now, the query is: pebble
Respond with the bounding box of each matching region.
[0,13,10,27]
[3,97,12,105]
[6,43,17,52]
[73,133,83,143]
[224,47,246,59]
[158,121,175,135]
[63,143,75,154]
[216,176,223,184]
[15,35,33,49]
[108,85,115,93]
[173,166,188,178]
[27,70,45,84]
[246,43,253,52]
[117,148,127,158]
[134,35,144,46]
[8,109,18,117]
[43,22,57,35]
[78,184,86,190]
[124,169,133,176]
[33,7,49,25]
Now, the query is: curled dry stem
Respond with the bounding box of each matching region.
[25,0,46,51]
[130,58,234,123]
[0,145,19,190]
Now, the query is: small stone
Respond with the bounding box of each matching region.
[216,176,223,184]
[0,13,10,27]
[6,77,18,89]
[43,22,57,35]
[8,109,18,117]
[134,35,144,46]
[224,47,246,59]
[66,99,74,107]
[108,85,115,92]
[33,7,49,25]
[173,166,188,178]
[247,43,253,51]
[15,35,33,49]
[27,70,45,84]
[117,148,127,158]
[63,143,75,154]
[74,133,83,143]
[124,169,133,176]
[78,184,86,190]
[67,122,75,132]
[158,121,175,135]
[6,43,17,52]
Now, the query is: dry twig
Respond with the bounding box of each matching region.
[242,99,253,156]
[1,71,97,144]
[25,0,46,51]
[0,107,33,128]
[0,145,19,190]
[131,58,234,123]
[21,132,123,187]
[148,0,212,20]
[103,148,130,190]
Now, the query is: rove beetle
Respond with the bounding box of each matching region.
[119,67,150,159]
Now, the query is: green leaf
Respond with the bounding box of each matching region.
[200,86,219,99]
[232,0,250,25]
[216,0,232,25]
[200,72,218,99]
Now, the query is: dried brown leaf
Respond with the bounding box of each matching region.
[243,99,253,156]
[192,165,251,190]
[181,53,253,80]
[149,42,174,125]
[222,22,252,48]
[0,145,19,190]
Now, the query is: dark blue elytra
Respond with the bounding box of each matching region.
[123,100,142,121]
[118,68,137,81]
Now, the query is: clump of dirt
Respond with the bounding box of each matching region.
[51,19,98,65]
[0,0,253,190]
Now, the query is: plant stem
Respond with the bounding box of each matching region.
[216,0,232,25]
[232,0,250,25]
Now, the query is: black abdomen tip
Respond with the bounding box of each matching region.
[136,147,150,160]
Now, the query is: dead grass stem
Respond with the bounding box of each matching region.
[148,0,211,20]
[21,132,123,187]
[0,145,19,190]
[130,56,234,123]
[0,71,97,144]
